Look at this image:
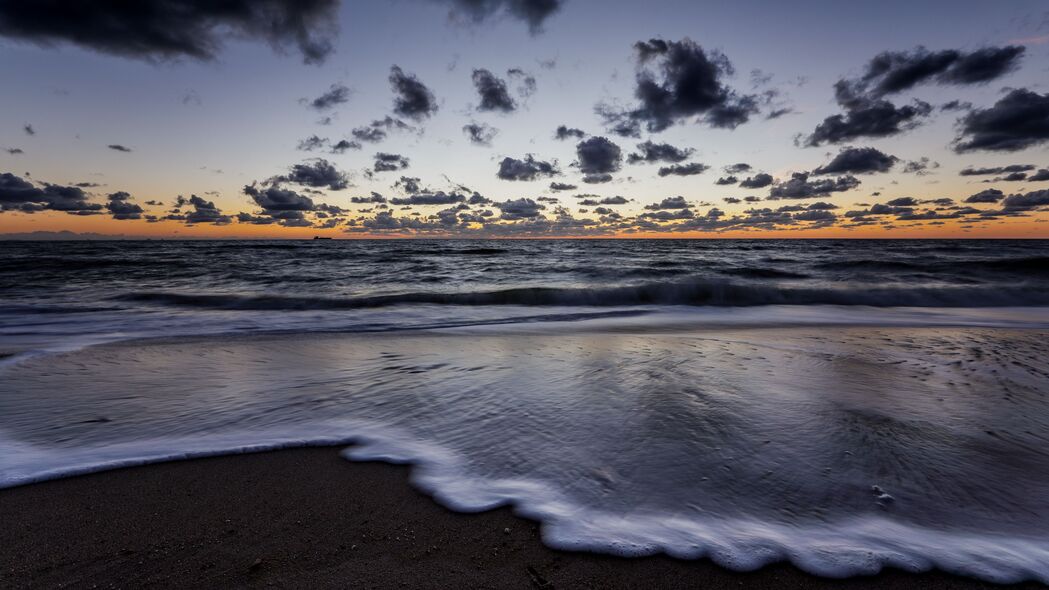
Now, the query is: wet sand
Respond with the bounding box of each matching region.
[0,447,1043,589]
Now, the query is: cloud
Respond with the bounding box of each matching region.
[598,38,759,135]
[436,0,563,34]
[549,181,577,191]
[390,191,469,206]
[804,45,1023,147]
[0,172,103,214]
[738,173,773,189]
[576,136,622,175]
[472,69,515,112]
[280,159,349,190]
[959,164,1035,176]
[351,192,386,204]
[964,188,1004,203]
[658,162,708,177]
[715,176,738,185]
[390,66,438,121]
[107,144,132,152]
[351,116,413,144]
[23,124,34,135]
[1030,169,1049,182]
[554,125,586,140]
[496,155,559,181]
[724,163,751,174]
[168,195,231,224]
[0,0,339,64]
[5,148,23,155]
[244,184,315,219]
[812,146,899,175]
[851,46,1023,99]
[626,140,693,164]
[106,191,143,220]
[953,89,1049,152]
[495,197,544,219]
[373,152,410,172]
[331,139,360,153]
[463,121,498,146]
[308,84,351,110]
[805,97,932,146]
[1001,189,1049,211]
[644,195,689,210]
[767,172,860,200]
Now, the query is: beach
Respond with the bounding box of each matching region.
[2,447,1042,589]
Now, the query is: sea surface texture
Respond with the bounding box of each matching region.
[2,239,1049,582]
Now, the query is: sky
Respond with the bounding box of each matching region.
[1,0,1048,239]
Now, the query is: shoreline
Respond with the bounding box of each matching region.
[1,447,1043,589]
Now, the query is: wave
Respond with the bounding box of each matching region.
[118,280,1049,310]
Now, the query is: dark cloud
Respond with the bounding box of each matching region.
[582,173,613,184]
[953,89,1049,152]
[1001,189,1049,211]
[351,116,413,144]
[331,139,360,153]
[626,140,693,164]
[1029,169,1049,182]
[437,0,563,34]
[308,84,351,110]
[555,125,586,140]
[0,0,338,64]
[805,45,1024,147]
[297,135,328,152]
[373,152,410,172]
[805,97,932,146]
[724,163,751,174]
[23,124,34,135]
[959,164,1035,176]
[244,184,315,222]
[280,159,349,190]
[940,100,971,112]
[107,144,132,152]
[394,176,422,194]
[715,176,738,185]
[168,194,230,224]
[576,136,622,175]
[0,172,103,214]
[390,66,438,121]
[902,157,937,175]
[472,69,515,112]
[852,46,1023,99]
[644,196,689,210]
[768,172,860,200]
[495,197,544,219]
[5,148,23,155]
[812,146,899,175]
[964,188,1004,203]
[105,191,143,220]
[351,192,386,204]
[463,121,498,146]
[738,173,773,189]
[658,163,709,177]
[496,154,559,181]
[549,181,577,191]
[599,38,759,135]
[390,191,468,206]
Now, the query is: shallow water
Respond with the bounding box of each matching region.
[2,239,1049,582]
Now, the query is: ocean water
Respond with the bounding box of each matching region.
[2,239,1049,582]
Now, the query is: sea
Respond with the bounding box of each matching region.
[2,239,1049,582]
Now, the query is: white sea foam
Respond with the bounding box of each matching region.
[3,316,1049,583]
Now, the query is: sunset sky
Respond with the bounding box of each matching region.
[1,0,1048,238]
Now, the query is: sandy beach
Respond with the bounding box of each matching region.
[3,447,1044,589]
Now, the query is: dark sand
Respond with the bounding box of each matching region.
[1,448,1043,589]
